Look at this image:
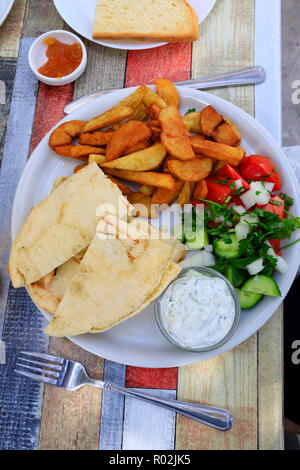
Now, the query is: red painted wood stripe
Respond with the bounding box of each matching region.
[125,43,192,87]
[30,82,74,155]
[125,42,192,389]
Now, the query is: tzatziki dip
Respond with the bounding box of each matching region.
[158,269,236,349]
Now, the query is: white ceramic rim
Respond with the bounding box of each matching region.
[28,30,87,85]
[11,86,300,367]
[52,0,217,51]
[0,0,14,27]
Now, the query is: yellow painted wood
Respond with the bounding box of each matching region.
[176,335,258,450]
[177,0,283,450]
[38,337,104,450]
[0,0,26,58]
[258,306,284,450]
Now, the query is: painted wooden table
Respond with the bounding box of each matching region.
[0,0,284,450]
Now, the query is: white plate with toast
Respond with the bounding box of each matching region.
[11,86,300,367]
[53,0,216,50]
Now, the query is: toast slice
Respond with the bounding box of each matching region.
[93,0,199,43]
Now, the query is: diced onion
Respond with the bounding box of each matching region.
[240,190,256,209]
[234,178,243,189]
[246,258,264,275]
[240,213,259,225]
[264,182,275,192]
[235,221,250,240]
[180,251,215,268]
[233,204,246,215]
[275,256,288,274]
[249,181,271,205]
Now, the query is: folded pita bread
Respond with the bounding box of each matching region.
[9,163,131,288]
[45,224,183,337]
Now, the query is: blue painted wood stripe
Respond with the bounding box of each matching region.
[98,360,126,450]
[255,0,282,144]
[0,38,38,337]
[0,38,48,450]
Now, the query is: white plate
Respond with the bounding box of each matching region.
[52,0,216,50]
[0,0,14,27]
[11,86,300,367]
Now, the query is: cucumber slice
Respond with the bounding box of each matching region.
[214,233,239,259]
[185,229,209,250]
[226,266,249,288]
[172,223,185,243]
[236,288,263,309]
[242,275,281,297]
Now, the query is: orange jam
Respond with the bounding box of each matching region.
[38,37,83,78]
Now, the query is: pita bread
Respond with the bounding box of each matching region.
[9,163,131,287]
[44,226,183,337]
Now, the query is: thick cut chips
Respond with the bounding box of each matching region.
[159,105,195,160]
[106,120,152,161]
[167,157,213,182]
[101,142,166,171]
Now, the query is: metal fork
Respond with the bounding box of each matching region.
[15,351,233,431]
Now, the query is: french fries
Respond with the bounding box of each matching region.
[82,105,134,133]
[177,182,195,207]
[48,82,248,211]
[167,157,214,182]
[127,192,158,218]
[101,143,166,171]
[88,154,107,165]
[155,78,180,109]
[193,179,208,200]
[106,120,151,161]
[151,180,183,205]
[78,131,114,146]
[103,168,175,190]
[183,111,202,134]
[200,105,223,136]
[159,105,195,160]
[190,135,245,166]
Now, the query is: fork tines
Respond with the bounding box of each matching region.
[15,351,64,385]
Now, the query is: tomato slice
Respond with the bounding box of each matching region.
[240,155,281,191]
[269,238,282,256]
[257,195,286,219]
[206,177,232,204]
[217,163,250,190]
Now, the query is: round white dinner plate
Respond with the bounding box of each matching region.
[0,0,14,27]
[52,0,216,50]
[11,86,300,367]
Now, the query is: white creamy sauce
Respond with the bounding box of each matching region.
[159,270,235,349]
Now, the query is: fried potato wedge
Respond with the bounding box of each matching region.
[200,105,224,136]
[155,78,180,109]
[183,111,202,134]
[193,179,208,200]
[140,184,155,196]
[78,131,114,146]
[190,135,245,166]
[159,105,195,160]
[151,179,183,205]
[106,120,152,161]
[167,157,213,182]
[70,145,106,159]
[177,182,195,207]
[53,145,74,157]
[212,121,241,146]
[127,192,158,218]
[123,139,150,155]
[118,85,147,110]
[106,175,133,196]
[103,168,175,190]
[149,103,161,120]
[49,120,87,148]
[88,154,107,165]
[143,87,167,109]
[101,142,166,171]
[74,163,87,173]
[82,105,134,133]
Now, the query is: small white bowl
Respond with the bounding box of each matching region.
[28,30,87,86]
